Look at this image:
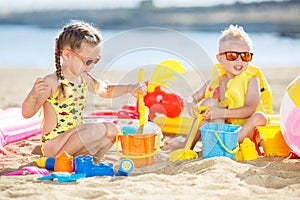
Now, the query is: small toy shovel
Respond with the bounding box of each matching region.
[136,68,149,134]
[169,106,207,162]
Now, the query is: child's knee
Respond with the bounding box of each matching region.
[87,123,106,139]
[200,97,218,107]
[252,112,268,126]
[103,122,119,142]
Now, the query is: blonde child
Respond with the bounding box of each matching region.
[22,20,147,159]
[166,24,272,151]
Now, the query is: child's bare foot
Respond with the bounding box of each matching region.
[163,136,185,151]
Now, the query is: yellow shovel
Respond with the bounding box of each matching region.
[136,68,149,134]
[169,106,207,162]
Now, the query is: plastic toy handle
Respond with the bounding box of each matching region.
[214,132,239,154]
[193,106,208,117]
[183,105,207,150]
[138,68,147,126]
[169,106,206,162]
[35,157,47,168]
[115,134,161,159]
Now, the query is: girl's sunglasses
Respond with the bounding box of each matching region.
[61,49,100,66]
[219,51,253,62]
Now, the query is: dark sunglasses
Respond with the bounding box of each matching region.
[61,49,101,66]
[219,51,253,62]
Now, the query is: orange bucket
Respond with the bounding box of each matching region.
[116,134,160,168]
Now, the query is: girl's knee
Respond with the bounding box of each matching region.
[103,122,120,142]
[85,122,119,143]
[85,123,106,139]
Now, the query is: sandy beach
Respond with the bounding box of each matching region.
[1,67,300,199]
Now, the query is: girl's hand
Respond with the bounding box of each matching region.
[127,82,147,97]
[30,78,48,101]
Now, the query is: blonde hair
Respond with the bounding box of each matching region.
[54,20,102,100]
[219,24,253,51]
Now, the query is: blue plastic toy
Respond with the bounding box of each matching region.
[116,159,134,176]
[121,125,138,135]
[74,155,114,177]
[37,172,86,183]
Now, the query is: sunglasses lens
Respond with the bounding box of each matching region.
[225,52,238,61]
[86,60,94,66]
[94,58,100,64]
[241,53,253,62]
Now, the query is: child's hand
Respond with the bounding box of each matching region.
[202,107,225,120]
[31,78,48,99]
[127,82,147,97]
[185,97,197,118]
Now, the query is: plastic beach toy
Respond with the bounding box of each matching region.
[169,106,207,162]
[2,166,50,176]
[74,155,114,177]
[200,123,240,160]
[116,133,161,168]
[54,152,74,172]
[136,68,149,134]
[116,159,134,176]
[235,138,257,161]
[280,75,300,156]
[144,60,186,119]
[37,172,86,183]
[148,60,186,93]
[35,157,56,170]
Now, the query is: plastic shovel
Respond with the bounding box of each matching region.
[169,106,207,162]
[136,68,149,134]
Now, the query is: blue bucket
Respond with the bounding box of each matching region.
[200,123,241,159]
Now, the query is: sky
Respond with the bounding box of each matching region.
[0,0,286,12]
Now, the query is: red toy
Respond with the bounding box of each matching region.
[144,85,183,120]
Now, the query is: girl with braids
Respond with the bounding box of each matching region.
[22,20,147,159]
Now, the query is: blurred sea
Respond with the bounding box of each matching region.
[1,25,300,70]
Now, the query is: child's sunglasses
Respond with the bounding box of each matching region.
[219,51,253,62]
[61,49,100,66]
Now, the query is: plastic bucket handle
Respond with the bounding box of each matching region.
[214,132,239,154]
[115,134,161,159]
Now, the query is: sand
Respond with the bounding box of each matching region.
[1,67,300,200]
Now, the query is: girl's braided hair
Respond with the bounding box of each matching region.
[55,20,102,100]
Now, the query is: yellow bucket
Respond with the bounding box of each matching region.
[116,134,160,168]
[257,125,291,157]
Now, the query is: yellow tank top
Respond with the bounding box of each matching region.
[205,64,272,125]
[41,76,87,143]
